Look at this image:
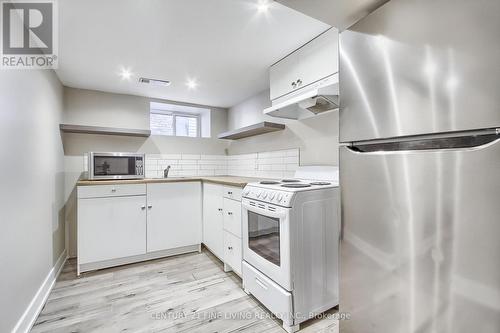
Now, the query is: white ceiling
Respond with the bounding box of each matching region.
[276,0,389,31]
[56,0,330,108]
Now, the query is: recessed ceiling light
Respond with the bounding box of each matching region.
[186,78,198,90]
[257,0,270,13]
[139,77,171,87]
[120,68,133,80]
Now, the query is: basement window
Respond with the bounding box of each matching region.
[150,102,210,138]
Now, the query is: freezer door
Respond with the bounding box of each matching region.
[339,0,500,142]
[339,136,500,333]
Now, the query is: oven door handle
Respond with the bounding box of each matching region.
[242,202,289,219]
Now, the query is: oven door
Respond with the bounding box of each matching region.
[242,198,292,290]
[89,152,144,180]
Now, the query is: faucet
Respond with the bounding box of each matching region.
[163,165,171,178]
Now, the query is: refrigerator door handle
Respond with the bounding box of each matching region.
[349,132,500,154]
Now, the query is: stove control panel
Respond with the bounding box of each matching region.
[242,187,294,207]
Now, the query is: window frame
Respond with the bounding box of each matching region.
[150,109,201,138]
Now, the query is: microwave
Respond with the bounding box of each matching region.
[88,152,145,180]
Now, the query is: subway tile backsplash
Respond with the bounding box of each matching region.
[144,154,227,178]
[82,148,300,179]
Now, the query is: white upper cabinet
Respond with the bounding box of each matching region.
[146,182,202,253]
[269,28,338,101]
[270,53,300,102]
[296,28,338,91]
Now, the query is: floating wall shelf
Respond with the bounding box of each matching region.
[218,122,285,140]
[59,124,151,137]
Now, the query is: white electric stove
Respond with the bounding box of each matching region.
[241,166,340,333]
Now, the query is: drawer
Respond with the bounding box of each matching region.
[223,198,242,237]
[242,261,293,323]
[223,231,242,275]
[223,186,242,201]
[78,184,147,199]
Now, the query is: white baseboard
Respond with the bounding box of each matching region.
[11,249,68,333]
[78,244,199,274]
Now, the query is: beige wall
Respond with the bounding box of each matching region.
[63,87,150,130]
[0,70,65,332]
[227,90,340,166]
[63,87,229,156]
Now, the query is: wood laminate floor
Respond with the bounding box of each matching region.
[31,250,339,333]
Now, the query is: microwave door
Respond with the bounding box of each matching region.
[339,132,500,333]
[89,153,144,180]
[93,156,138,179]
[94,156,133,176]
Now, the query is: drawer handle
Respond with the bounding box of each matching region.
[227,212,233,215]
[218,208,223,212]
[147,205,153,209]
[111,188,117,192]
[141,205,146,210]
[227,191,233,195]
[255,278,268,290]
[227,246,233,250]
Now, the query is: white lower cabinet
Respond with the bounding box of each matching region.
[202,183,224,259]
[203,183,243,276]
[78,193,147,265]
[224,231,242,275]
[78,181,242,275]
[147,182,202,252]
[77,182,202,274]
[223,197,242,238]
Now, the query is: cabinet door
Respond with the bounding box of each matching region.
[296,28,338,88]
[224,231,242,276]
[78,195,147,264]
[147,182,202,252]
[270,51,300,100]
[223,185,242,201]
[202,183,224,259]
[223,198,242,238]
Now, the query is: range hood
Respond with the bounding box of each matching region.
[264,74,339,120]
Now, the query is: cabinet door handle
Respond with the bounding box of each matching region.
[147,205,153,209]
[111,188,117,192]
[227,191,233,195]
[228,246,233,250]
[227,212,233,215]
[218,208,223,211]
[141,205,146,210]
[297,79,303,86]
[291,82,297,88]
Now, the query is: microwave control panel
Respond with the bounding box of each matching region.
[135,157,144,176]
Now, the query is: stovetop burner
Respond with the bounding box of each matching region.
[260,181,280,185]
[310,182,332,186]
[281,179,300,183]
[281,183,312,188]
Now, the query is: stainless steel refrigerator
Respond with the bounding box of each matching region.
[339,0,500,332]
